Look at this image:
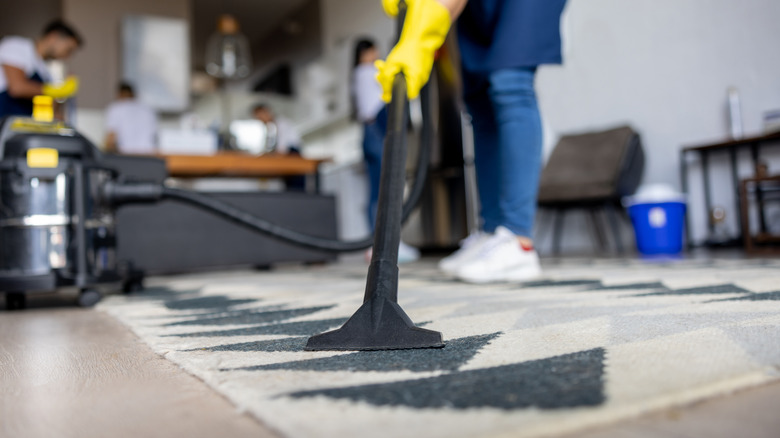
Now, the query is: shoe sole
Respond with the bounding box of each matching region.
[438,243,491,275]
[457,265,542,284]
[438,259,470,275]
[439,264,460,276]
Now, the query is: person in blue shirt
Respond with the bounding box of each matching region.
[377,0,567,283]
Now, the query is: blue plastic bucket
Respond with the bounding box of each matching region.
[628,201,686,255]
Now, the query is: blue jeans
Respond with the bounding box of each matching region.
[362,107,388,231]
[463,67,542,238]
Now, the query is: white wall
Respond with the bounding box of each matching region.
[537,0,780,249]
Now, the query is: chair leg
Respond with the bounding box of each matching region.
[588,208,608,254]
[605,203,625,254]
[552,209,565,256]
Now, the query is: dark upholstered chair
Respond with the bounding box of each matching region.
[538,125,644,254]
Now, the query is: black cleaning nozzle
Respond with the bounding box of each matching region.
[305,73,444,351]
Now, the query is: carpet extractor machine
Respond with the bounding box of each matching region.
[0,116,133,310]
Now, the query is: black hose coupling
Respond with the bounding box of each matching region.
[101,180,164,206]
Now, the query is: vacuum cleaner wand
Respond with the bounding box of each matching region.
[304,56,444,349]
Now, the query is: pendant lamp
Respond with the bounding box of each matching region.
[205,14,251,79]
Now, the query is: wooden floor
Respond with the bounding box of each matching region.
[570,381,780,438]
[1,293,778,438]
[0,295,279,438]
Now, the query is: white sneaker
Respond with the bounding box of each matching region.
[455,226,541,284]
[438,231,492,274]
[366,242,421,264]
[398,241,421,264]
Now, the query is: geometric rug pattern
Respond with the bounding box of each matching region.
[99,258,780,438]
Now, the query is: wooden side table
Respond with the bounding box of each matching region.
[739,175,780,255]
[680,131,780,248]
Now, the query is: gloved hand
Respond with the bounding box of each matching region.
[375,0,450,102]
[381,0,402,17]
[42,76,79,100]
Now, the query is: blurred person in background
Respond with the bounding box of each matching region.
[105,82,158,154]
[0,20,82,118]
[352,37,420,263]
[377,0,566,282]
[253,103,306,191]
[253,104,302,155]
[352,39,386,231]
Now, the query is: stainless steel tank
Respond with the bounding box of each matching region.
[0,172,71,275]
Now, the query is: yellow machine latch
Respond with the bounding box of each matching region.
[27,148,59,168]
[32,95,54,122]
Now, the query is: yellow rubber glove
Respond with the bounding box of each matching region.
[42,76,79,100]
[381,0,402,17]
[375,0,450,102]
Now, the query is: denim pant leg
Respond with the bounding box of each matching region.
[464,71,503,233]
[487,68,542,238]
[363,118,385,231]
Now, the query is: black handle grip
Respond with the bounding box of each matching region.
[395,0,407,44]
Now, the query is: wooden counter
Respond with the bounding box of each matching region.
[159,152,328,178]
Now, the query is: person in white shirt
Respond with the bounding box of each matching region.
[351,37,419,263]
[104,82,158,154]
[252,104,302,155]
[252,103,306,190]
[0,20,82,118]
[352,39,386,230]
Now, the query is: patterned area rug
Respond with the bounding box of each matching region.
[99,258,780,438]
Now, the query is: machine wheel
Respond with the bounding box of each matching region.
[122,278,144,294]
[78,289,102,308]
[6,292,27,311]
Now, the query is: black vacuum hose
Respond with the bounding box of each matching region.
[160,186,374,252]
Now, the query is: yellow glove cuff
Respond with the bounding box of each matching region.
[376,0,450,102]
[382,0,400,17]
[42,76,80,100]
